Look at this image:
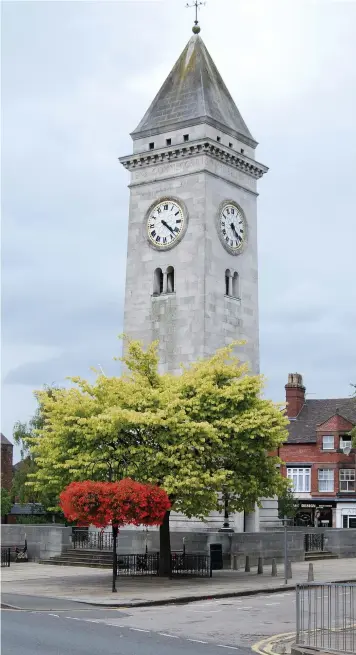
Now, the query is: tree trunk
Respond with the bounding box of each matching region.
[159,510,171,577]
[112,525,118,593]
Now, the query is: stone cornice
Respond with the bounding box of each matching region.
[119,138,268,180]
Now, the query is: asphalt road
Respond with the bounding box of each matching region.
[1,609,249,655]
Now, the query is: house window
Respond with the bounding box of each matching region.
[340,436,352,451]
[166,266,174,293]
[339,469,355,492]
[322,435,334,450]
[318,469,334,492]
[153,268,163,295]
[241,148,245,154]
[217,135,221,142]
[149,142,155,150]
[166,138,171,146]
[287,468,311,493]
[229,142,233,148]
[183,134,189,142]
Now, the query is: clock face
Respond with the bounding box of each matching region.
[218,203,246,254]
[147,199,185,249]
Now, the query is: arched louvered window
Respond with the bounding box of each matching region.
[153,268,163,295]
[225,269,231,296]
[167,266,174,293]
[232,272,239,298]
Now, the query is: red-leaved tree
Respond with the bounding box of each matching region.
[60,479,170,591]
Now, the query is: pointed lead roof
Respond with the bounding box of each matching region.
[132,35,256,147]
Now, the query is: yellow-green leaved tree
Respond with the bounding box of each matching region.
[27,339,288,575]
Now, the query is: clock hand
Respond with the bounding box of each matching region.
[230,222,241,241]
[161,219,175,235]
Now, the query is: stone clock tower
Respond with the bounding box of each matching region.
[120,31,267,377]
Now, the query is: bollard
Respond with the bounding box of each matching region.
[245,555,250,572]
[257,556,263,574]
[307,562,314,582]
[287,559,292,579]
[231,554,238,570]
[271,558,277,577]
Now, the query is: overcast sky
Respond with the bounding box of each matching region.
[2,0,356,458]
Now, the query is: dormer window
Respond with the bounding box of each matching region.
[183,134,189,142]
[217,135,221,142]
[149,142,155,150]
[166,138,171,146]
[322,435,334,451]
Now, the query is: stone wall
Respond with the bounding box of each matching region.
[1,524,72,561]
[324,529,356,558]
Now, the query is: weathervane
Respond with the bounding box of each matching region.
[186,1,206,34]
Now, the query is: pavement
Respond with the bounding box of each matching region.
[2,557,356,608]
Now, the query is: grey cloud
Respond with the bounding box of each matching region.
[1,0,356,443]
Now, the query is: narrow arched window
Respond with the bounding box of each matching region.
[167,266,174,293]
[225,269,231,296]
[153,268,163,295]
[232,272,239,298]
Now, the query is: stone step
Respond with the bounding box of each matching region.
[305,551,338,560]
[39,558,112,568]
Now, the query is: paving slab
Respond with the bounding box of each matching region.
[2,558,356,608]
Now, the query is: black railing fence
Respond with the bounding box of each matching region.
[117,553,159,576]
[304,533,325,553]
[1,547,11,567]
[171,552,212,577]
[72,529,113,551]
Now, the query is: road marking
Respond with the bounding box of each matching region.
[239,606,253,610]
[65,617,82,621]
[48,613,59,618]
[188,639,208,644]
[217,646,239,650]
[265,603,280,606]
[158,633,179,638]
[130,628,150,633]
[252,630,295,655]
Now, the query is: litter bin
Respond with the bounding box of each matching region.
[210,543,223,570]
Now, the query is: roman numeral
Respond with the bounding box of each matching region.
[157,207,161,214]
[164,204,168,210]
[221,221,225,227]
[222,229,226,235]
[174,227,179,233]
[175,211,179,216]
[156,236,160,243]
[230,240,233,246]
[149,223,155,229]
[226,208,230,214]
[225,236,229,242]
[151,230,156,237]
[176,219,181,223]
[163,237,167,244]
[231,208,234,214]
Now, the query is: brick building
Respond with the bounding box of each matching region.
[280,374,356,529]
[1,433,13,492]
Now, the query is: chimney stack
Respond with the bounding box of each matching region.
[285,373,305,419]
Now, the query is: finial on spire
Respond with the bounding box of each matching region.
[186,1,205,34]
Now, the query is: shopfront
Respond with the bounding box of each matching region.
[335,504,356,528]
[295,502,335,527]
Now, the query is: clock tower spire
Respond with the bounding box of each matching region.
[120,33,267,375]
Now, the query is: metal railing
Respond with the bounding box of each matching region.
[1,547,11,567]
[72,529,113,551]
[296,583,356,654]
[116,552,212,577]
[304,532,325,553]
[117,553,159,576]
[171,553,212,577]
